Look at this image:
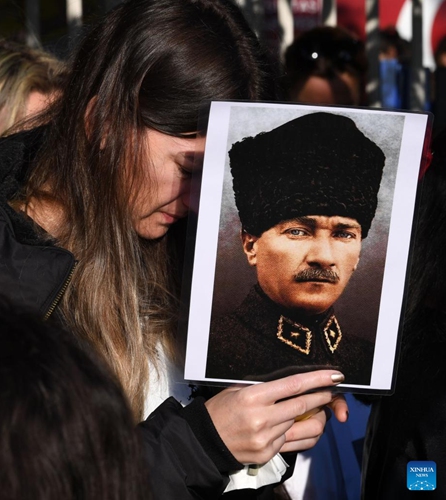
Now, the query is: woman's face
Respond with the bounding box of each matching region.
[132,129,205,239]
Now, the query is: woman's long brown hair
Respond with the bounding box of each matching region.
[21,0,278,419]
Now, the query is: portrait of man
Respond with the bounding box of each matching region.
[182,102,429,392]
[205,112,386,385]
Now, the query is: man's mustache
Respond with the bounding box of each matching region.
[293,268,339,284]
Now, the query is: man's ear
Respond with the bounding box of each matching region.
[241,230,258,266]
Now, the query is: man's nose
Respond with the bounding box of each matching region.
[306,237,335,267]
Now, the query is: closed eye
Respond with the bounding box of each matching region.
[177,164,193,178]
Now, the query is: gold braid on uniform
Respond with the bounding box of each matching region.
[277,315,312,355]
[277,314,342,355]
[323,315,342,353]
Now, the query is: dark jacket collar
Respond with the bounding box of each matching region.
[0,126,48,246]
[0,127,75,319]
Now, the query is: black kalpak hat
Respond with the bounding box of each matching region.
[229,112,386,238]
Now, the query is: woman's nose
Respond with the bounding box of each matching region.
[181,179,202,213]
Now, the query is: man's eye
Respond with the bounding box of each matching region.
[334,231,356,239]
[285,228,307,236]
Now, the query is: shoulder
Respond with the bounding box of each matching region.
[0,126,46,199]
[210,310,249,339]
[336,329,374,384]
[0,126,45,165]
[208,310,253,362]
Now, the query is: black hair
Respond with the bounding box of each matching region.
[283,26,367,105]
[403,127,446,344]
[379,27,411,65]
[0,296,149,500]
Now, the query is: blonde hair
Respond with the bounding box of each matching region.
[0,40,65,135]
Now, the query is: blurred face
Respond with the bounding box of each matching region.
[242,215,362,315]
[290,74,361,106]
[0,91,55,134]
[132,129,205,239]
[25,91,54,118]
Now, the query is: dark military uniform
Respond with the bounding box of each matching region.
[206,285,374,385]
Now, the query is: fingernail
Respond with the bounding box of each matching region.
[331,373,345,384]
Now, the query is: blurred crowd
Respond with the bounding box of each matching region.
[0,4,445,500]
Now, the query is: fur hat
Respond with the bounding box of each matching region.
[229,112,385,238]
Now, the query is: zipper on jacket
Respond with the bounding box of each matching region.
[43,261,77,321]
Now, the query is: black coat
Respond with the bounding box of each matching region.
[0,129,293,500]
[207,285,374,385]
[361,307,446,499]
[0,128,76,320]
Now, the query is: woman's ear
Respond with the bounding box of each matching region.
[241,230,258,267]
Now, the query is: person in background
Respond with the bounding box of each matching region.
[379,27,411,65]
[361,130,446,498]
[283,26,368,106]
[378,27,411,110]
[0,0,348,498]
[0,296,149,500]
[432,36,446,135]
[0,39,65,135]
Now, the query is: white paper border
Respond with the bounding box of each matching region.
[184,101,429,392]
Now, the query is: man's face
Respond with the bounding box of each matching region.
[242,215,362,315]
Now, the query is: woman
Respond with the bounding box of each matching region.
[0,0,348,497]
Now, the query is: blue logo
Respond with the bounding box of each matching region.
[407,461,436,491]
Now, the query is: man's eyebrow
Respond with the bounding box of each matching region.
[281,217,361,231]
[334,222,362,230]
[290,216,317,229]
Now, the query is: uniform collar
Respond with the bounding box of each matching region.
[236,284,342,356]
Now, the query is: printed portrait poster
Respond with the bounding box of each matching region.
[183,101,430,394]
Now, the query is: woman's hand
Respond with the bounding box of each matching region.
[280,393,348,453]
[205,370,346,465]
